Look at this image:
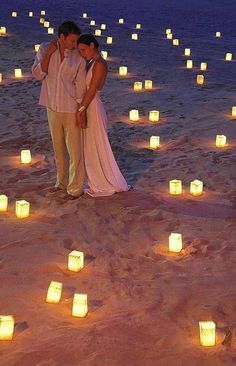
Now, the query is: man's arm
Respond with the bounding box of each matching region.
[41,40,58,73]
[31,40,57,80]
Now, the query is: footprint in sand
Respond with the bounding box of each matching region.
[7,175,28,183]
[15,321,29,335]
[89,299,103,312]
[62,286,77,300]
[37,216,58,225]
[62,239,96,267]
[223,327,236,349]
[184,238,210,257]
[62,238,75,250]
[30,169,49,177]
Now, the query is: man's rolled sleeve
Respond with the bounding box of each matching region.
[75,58,87,104]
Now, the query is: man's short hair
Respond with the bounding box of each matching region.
[58,21,81,38]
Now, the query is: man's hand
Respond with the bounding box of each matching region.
[76,110,87,129]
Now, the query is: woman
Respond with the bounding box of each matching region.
[77,34,130,197]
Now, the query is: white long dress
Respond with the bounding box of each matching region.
[83,62,130,197]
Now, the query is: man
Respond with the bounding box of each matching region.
[32,21,86,200]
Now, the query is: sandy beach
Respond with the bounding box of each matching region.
[1,0,236,365]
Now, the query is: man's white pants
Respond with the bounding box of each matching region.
[47,108,85,197]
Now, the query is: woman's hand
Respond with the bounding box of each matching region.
[76,110,87,129]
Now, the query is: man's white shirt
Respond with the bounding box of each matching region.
[32,42,86,113]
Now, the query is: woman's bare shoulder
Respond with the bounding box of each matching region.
[94,57,108,72]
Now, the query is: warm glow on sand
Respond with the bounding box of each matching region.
[95,29,102,36]
[150,136,160,149]
[216,135,226,147]
[72,294,88,317]
[101,51,108,60]
[1,5,233,362]
[225,53,232,61]
[0,195,8,212]
[119,66,128,76]
[149,110,160,122]
[199,321,216,346]
[200,62,207,71]
[190,180,203,196]
[197,75,204,85]
[232,106,236,118]
[0,316,14,341]
[14,69,22,78]
[46,281,62,303]
[185,48,191,56]
[48,28,54,34]
[20,150,31,164]
[169,233,182,253]
[169,180,182,195]
[173,39,179,46]
[0,27,7,35]
[145,80,153,90]
[186,60,193,69]
[132,33,138,40]
[134,81,142,91]
[15,200,30,218]
[68,251,84,272]
[129,109,139,122]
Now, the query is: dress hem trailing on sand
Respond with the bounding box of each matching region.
[83,62,130,197]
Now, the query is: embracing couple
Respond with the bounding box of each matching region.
[32,21,130,200]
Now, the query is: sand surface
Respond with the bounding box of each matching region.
[1,0,236,365]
